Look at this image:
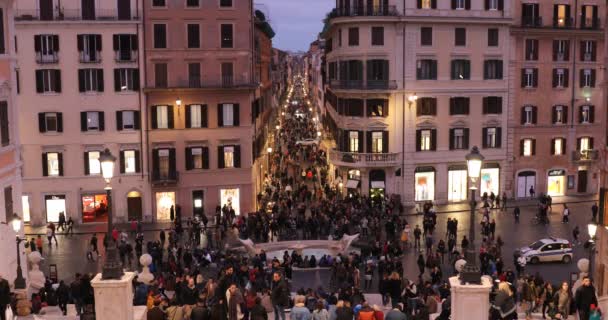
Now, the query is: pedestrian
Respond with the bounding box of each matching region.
[66,217,74,236]
[513,206,520,223]
[291,296,311,320]
[573,226,581,245]
[529,185,535,198]
[58,212,66,232]
[271,272,289,320]
[36,235,43,255]
[501,192,507,211]
[555,281,572,318]
[0,274,10,320]
[413,225,421,249]
[516,255,526,277]
[56,280,70,315]
[417,254,425,277]
[461,235,469,252]
[592,203,599,222]
[575,276,598,320]
[29,238,36,253]
[90,234,99,258]
[490,282,517,320]
[562,204,570,223]
[312,301,329,320]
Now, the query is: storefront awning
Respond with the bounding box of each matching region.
[371,181,385,189]
[415,166,435,173]
[346,179,359,189]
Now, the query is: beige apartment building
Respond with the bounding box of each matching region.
[0,0,28,286]
[322,0,511,204]
[15,0,149,225]
[511,0,605,199]
[144,0,273,219]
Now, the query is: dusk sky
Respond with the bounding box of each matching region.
[255,0,334,52]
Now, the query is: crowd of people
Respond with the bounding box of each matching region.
[1,78,605,320]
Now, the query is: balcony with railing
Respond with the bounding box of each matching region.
[35,52,58,64]
[553,17,574,29]
[15,8,137,22]
[152,171,179,186]
[150,75,258,90]
[329,79,397,90]
[581,18,601,30]
[521,16,542,27]
[572,150,599,162]
[329,150,400,168]
[115,50,137,63]
[330,5,399,18]
[79,51,101,63]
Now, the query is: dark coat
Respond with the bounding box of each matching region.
[190,305,212,320]
[0,278,10,306]
[147,306,166,320]
[271,280,289,307]
[249,304,268,320]
[575,285,598,313]
[335,307,354,320]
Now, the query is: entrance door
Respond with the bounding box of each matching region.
[117,0,131,20]
[39,0,54,20]
[127,196,142,221]
[578,170,588,193]
[448,170,468,201]
[81,0,96,20]
[517,171,536,198]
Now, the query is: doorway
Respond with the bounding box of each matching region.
[578,170,588,193]
[517,171,536,198]
[117,0,131,20]
[448,169,467,202]
[39,0,54,20]
[127,191,142,221]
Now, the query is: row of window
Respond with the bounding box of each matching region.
[520,105,595,125]
[153,61,235,88]
[416,0,504,10]
[34,34,138,63]
[38,111,141,133]
[335,26,385,47]
[524,39,596,62]
[420,26,500,47]
[152,0,233,8]
[416,96,502,116]
[519,137,594,157]
[153,22,234,49]
[521,68,595,88]
[415,59,502,80]
[521,3,599,29]
[415,127,502,151]
[339,131,389,154]
[34,68,139,94]
[42,149,140,177]
[151,104,238,129]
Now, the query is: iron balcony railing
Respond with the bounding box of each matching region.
[521,16,543,27]
[329,79,397,90]
[152,171,179,185]
[114,50,137,63]
[331,5,399,18]
[158,75,258,89]
[330,150,400,167]
[35,52,58,64]
[572,150,599,162]
[15,9,138,22]
[79,51,101,63]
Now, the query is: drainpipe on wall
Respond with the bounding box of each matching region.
[570,0,578,130]
[136,0,145,181]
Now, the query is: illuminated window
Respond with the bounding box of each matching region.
[223,146,234,168]
[349,131,359,153]
[88,151,101,175]
[420,130,431,151]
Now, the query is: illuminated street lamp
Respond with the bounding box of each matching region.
[10,214,25,289]
[99,148,123,280]
[460,146,484,285]
[587,221,598,278]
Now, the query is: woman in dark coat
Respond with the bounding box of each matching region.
[490,282,517,320]
[417,254,425,277]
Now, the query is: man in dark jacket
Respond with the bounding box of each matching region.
[190,298,211,320]
[0,275,10,320]
[271,272,289,320]
[575,276,598,320]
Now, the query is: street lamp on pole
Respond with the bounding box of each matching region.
[10,213,26,289]
[99,148,123,280]
[460,146,484,284]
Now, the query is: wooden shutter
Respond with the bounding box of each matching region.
[342,131,349,151]
[54,70,61,92]
[133,150,141,173]
[532,69,538,87]
[168,148,176,178]
[552,107,557,123]
[202,147,209,169]
[185,105,191,129]
[591,70,596,87]
[185,147,193,170]
[114,69,121,91]
[151,106,158,129]
[415,130,421,151]
[152,149,160,179]
[116,111,123,130]
[451,0,457,9]
[498,0,503,10]
[57,113,63,132]
[34,35,41,52]
[531,139,536,155]
[382,131,388,153]
[133,111,140,130]
[119,150,125,174]
[552,69,558,88]
[482,128,488,148]
[132,69,140,90]
[35,70,43,93]
[520,140,525,156]
[78,69,85,92]
[464,98,470,114]
[520,107,526,125]
[551,139,556,155]
[589,105,595,123]
[430,129,437,151]
[465,0,471,9]
[532,106,537,124]
[113,34,119,51]
[463,128,470,149]
[520,69,526,88]
[39,113,46,132]
[80,112,88,131]
[564,40,570,60]
[217,104,224,127]
[98,111,105,131]
[563,106,568,123]
[167,105,174,129]
[52,35,59,51]
[84,152,90,175]
[201,104,208,127]
[96,69,104,92]
[358,131,363,153]
[233,104,240,126]
[217,146,225,169]
[58,152,64,176]
[431,0,437,8]
[417,0,422,8]
[234,145,241,168]
[366,131,372,153]
[449,129,455,150]
[42,153,48,176]
[495,128,502,148]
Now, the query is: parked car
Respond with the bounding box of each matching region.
[515,237,573,264]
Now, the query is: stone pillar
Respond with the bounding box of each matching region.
[91,272,136,320]
[449,276,493,320]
